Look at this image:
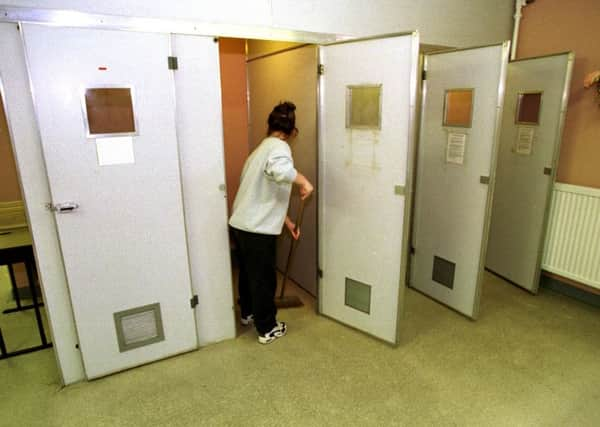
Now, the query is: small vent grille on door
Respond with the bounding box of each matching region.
[432,256,456,289]
[345,277,372,314]
[114,303,165,352]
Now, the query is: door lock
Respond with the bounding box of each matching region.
[46,202,80,213]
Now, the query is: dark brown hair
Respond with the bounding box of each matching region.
[267,101,296,136]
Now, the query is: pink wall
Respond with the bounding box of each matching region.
[518,0,600,189]
[219,38,249,213]
[0,99,22,202]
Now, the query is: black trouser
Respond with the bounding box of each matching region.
[233,228,278,335]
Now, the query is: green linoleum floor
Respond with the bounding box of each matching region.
[1,271,600,426]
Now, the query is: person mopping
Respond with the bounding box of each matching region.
[229,101,314,344]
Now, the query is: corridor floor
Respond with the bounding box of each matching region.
[1,271,599,426]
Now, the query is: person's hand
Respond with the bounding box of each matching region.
[294,172,314,200]
[286,220,300,240]
[300,180,314,200]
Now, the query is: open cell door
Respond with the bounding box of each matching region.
[22,24,199,378]
[486,53,574,293]
[318,33,420,344]
[410,43,510,319]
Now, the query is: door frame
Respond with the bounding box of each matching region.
[411,42,510,319]
[317,32,420,345]
[0,5,366,384]
[0,25,85,385]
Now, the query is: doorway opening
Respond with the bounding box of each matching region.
[219,38,319,334]
[219,33,421,345]
[0,86,54,362]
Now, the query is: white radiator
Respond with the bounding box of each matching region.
[543,183,600,290]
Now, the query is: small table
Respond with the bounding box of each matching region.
[0,227,52,359]
[1,228,41,312]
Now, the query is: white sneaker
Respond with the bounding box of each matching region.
[240,314,254,326]
[258,322,287,344]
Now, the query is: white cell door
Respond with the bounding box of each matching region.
[318,34,419,344]
[486,53,574,292]
[22,24,198,379]
[411,44,510,319]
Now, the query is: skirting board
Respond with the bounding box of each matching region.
[540,271,600,308]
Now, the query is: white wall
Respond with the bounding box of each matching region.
[4,0,514,46]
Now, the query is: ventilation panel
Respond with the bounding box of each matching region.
[345,277,372,314]
[113,303,165,352]
[432,256,456,289]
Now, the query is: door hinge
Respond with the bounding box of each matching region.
[410,246,416,255]
[318,64,325,75]
[318,268,323,279]
[190,295,199,308]
[168,56,179,70]
[421,69,427,80]
[543,167,552,176]
[480,176,490,185]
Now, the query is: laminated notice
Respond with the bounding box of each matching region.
[515,126,535,155]
[446,132,466,165]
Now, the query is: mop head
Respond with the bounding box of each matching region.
[275,295,304,308]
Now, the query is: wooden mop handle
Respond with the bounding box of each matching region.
[294,199,306,233]
[279,199,306,299]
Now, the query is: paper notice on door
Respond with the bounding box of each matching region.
[515,126,535,156]
[346,129,380,170]
[446,132,467,165]
[96,136,135,166]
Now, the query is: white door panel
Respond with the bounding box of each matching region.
[411,44,509,318]
[319,34,419,344]
[486,53,574,292]
[22,24,197,378]
[171,34,236,345]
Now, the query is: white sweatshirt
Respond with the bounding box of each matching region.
[229,136,298,235]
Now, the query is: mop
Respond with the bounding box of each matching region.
[275,199,306,308]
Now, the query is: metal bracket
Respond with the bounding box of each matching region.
[168,56,178,70]
[190,295,199,308]
[480,176,490,185]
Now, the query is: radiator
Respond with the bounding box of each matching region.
[542,183,600,290]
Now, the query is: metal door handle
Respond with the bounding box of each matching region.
[46,202,80,213]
